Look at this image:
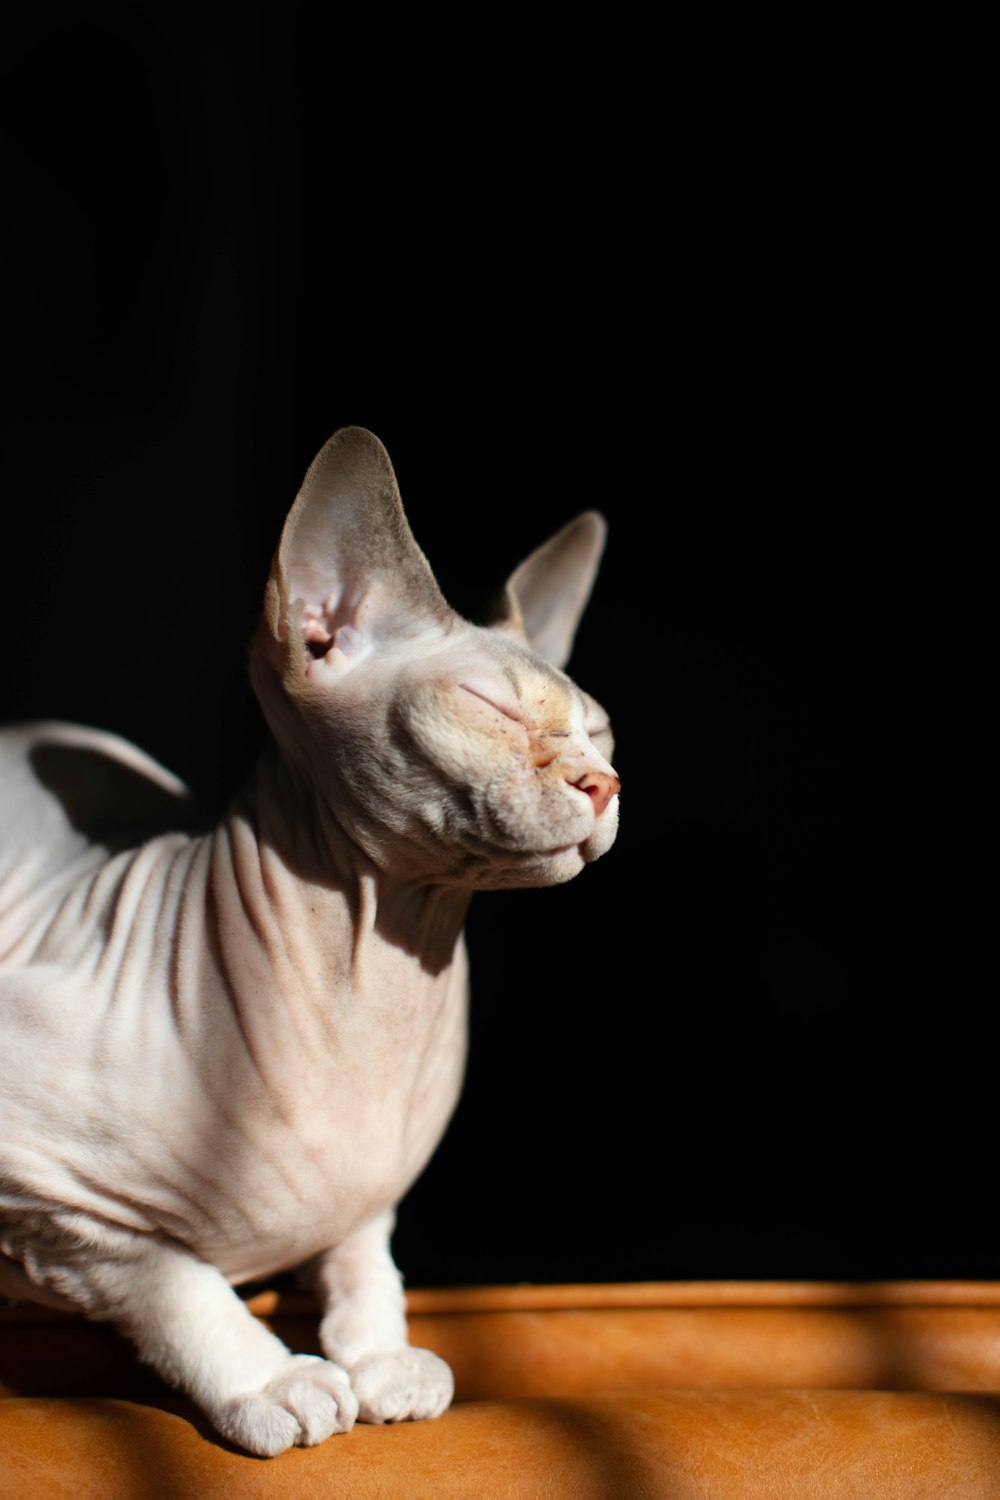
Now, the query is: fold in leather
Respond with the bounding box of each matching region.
[7,1281,1000,1401]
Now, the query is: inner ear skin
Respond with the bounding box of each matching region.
[305,629,332,661]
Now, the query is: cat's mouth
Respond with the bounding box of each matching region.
[485,780,617,864]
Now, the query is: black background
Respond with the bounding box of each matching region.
[1,11,979,1286]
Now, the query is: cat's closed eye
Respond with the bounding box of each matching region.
[458,680,526,726]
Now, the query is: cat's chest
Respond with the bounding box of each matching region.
[184,944,470,1278]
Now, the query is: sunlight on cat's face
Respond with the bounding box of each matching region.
[281,617,618,890]
[391,629,619,889]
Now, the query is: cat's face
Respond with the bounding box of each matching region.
[292,623,618,889]
[253,427,619,890]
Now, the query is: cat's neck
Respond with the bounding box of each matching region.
[220,739,472,982]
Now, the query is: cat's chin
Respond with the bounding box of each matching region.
[488,806,618,888]
[480,843,589,890]
[532,844,588,884]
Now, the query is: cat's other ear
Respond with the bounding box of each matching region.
[487,512,607,669]
[258,426,450,687]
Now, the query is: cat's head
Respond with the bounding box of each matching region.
[251,427,619,889]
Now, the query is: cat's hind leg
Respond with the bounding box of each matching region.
[308,1209,454,1424]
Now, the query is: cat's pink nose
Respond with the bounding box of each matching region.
[572,770,621,818]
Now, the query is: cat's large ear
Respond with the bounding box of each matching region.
[488,512,607,669]
[260,426,450,686]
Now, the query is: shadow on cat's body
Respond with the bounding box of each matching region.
[0,426,619,1455]
[29,735,205,847]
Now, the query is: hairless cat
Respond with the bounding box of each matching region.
[0,426,619,1454]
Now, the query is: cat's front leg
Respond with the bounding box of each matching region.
[48,1238,358,1456]
[308,1209,454,1424]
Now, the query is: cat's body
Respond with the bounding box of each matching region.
[0,427,618,1455]
[0,721,469,1294]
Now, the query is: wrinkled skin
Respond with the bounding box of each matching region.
[0,427,619,1455]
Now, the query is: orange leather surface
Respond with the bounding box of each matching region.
[2,1390,1000,1499]
[3,1284,1000,1497]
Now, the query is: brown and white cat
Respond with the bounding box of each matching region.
[0,426,619,1455]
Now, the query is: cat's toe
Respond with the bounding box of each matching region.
[351,1347,454,1424]
[219,1392,302,1456]
[220,1356,359,1455]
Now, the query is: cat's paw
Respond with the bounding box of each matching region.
[350,1347,454,1424]
[218,1356,359,1456]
